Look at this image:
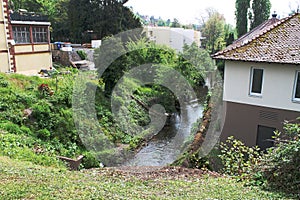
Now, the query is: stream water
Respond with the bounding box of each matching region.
[122,101,203,166]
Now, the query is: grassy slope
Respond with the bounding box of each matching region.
[0,156,294,200]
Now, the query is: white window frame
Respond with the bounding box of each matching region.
[292,71,300,103]
[249,67,264,97]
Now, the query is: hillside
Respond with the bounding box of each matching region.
[0,156,292,199]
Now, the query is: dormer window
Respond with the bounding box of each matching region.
[250,67,264,97]
[293,71,300,102]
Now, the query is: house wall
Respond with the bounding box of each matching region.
[15,52,52,72]
[221,101,300,147]
[223,61,300,112]
[144,26,201,52]
[0,0,10,72]
[221,60,300,147]
[170,28,184,52]
[10,22,52,73]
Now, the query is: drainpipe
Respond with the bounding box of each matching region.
[1,0,12,73]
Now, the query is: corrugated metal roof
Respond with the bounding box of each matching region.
[213,13,300,64]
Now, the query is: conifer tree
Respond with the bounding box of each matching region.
[249,0,271,30]
[235,0,251,37]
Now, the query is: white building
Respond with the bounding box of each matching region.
[213,13,300,150]
[144,26,201,52]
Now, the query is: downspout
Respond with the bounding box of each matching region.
[1,0,12,72]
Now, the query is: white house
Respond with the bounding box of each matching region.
[213,13,300,150]
[144,26,201,52]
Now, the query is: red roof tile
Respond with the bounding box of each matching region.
[213,13,300,64]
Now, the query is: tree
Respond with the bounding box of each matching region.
[177,43,215,87]
[68,0,141,43]
[201,9,226,54]
[10,0,70,41]
[235,0,251,37]
[10,0,42,12]
[68,0,92,43]
[170,18,181,28]
[249,0,271,30]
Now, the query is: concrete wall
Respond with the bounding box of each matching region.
[223,61,300,112]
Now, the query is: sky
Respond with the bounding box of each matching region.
[125,0,300,26]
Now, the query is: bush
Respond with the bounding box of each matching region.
[77,50,87,60]
[257,120,300,195]
[219,136,262,181]
[82,151,100,169]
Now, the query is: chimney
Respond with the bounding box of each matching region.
[271,11,278,23]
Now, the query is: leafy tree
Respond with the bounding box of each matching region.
[177,43,215,87]
[68,0,141,43]
[201,9,226,54]
[170,18,181,28]
[249,0,271,30]
[94,36,127,95]
[223,24,236,46]
[157,17,166,26]
[235,0,251,37]
[10,0,42,12]
[68,0,92,43]
[10,0,70,41]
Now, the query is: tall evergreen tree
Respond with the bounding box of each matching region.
[249,0,271,30]
[235,0,251,37]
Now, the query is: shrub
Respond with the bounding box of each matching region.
[82,151,100,169]
[257,120,300,195]
[77,50,87,60]
[219,136,262,181]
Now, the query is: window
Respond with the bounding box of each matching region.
[256,125,275,151]
[293,71,300,102]
[250,68,264,96]
[32,27,48,43]
[12,26,30,44]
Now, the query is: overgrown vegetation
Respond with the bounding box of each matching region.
[257,120,300,196]
[219,120,300,198]
[0,38,215,168]
[0,71,99,168]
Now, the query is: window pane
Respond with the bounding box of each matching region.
[13,26,30,44]
[251,68,264,94]
[294,72,300,99]
[33,27,48,43]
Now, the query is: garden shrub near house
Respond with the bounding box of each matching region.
[257,120,300,196]
[219,136,262,181]
[219,120,300,197]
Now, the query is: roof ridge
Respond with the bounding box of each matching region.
[213,13,299,57]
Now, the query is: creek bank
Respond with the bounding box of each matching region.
[172,94,213,168]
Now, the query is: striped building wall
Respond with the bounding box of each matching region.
[0,0,13,72]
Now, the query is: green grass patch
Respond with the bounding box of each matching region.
[0,156,294,199]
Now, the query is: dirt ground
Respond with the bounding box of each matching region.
[85,166,221,181]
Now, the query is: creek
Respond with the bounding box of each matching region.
[122,101,203,166]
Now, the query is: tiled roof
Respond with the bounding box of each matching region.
[213,13,300,64]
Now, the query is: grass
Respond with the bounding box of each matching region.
[0,156,295,200]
